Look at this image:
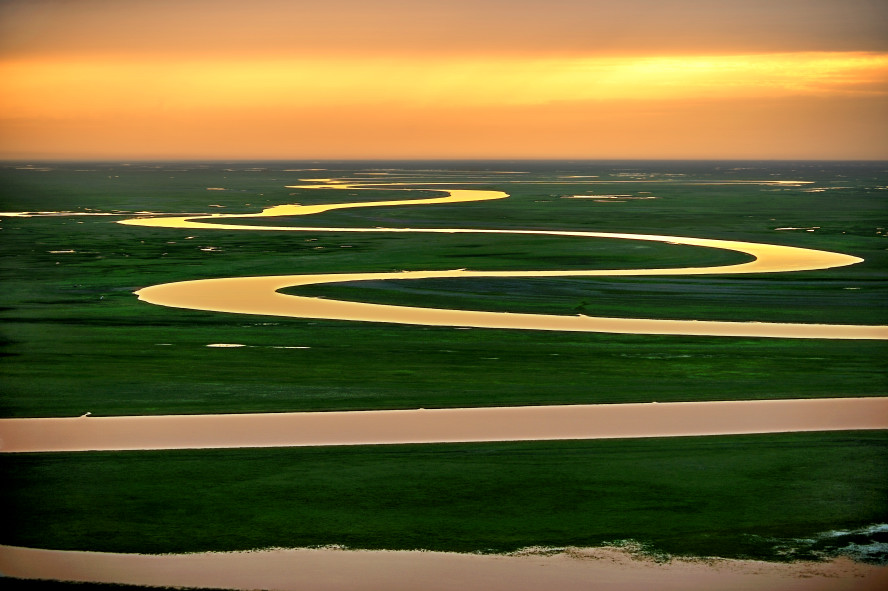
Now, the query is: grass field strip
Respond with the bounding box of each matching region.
[120,179,887,339]
[2,398,887,453]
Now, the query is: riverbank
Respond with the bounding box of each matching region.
[2,544,886,591]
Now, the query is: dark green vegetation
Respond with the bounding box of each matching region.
[1,160,886,561]
[3,432,887,561]
[1,161,886,417]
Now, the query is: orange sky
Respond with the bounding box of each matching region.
[1,0,886,160]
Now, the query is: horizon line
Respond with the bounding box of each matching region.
[3,157,887,164]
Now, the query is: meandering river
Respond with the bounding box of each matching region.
[3,178,883,453]
[120,180,886,339]
[3,178,887,589]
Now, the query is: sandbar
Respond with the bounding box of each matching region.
[1,544,885,591]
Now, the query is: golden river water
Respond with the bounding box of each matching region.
[118,180,888,339]
[3,179,887,589]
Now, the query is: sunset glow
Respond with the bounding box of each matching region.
[4,52,886,115]
[4,4,888,589]
[1,0,886,159]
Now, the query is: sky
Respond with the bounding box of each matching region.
[1,0,886,160]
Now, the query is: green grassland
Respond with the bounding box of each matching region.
[1,161,886,417]
[1,160,886,561]
[3,432,887,561]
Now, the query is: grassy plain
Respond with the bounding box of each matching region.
[1,160,886,560]
[4,432,887,560]
[1,161,886,417]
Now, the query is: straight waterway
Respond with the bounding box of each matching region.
[2,398,886,453]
